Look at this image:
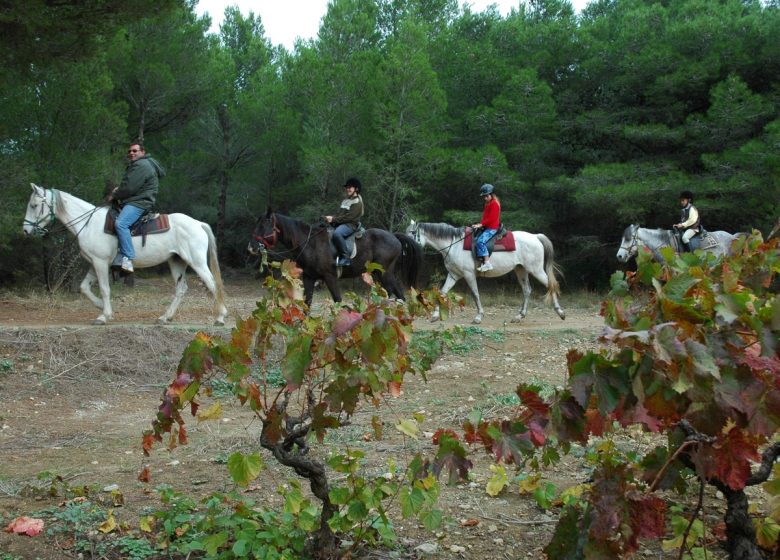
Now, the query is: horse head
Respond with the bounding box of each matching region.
[23,183,57,236]
[616,224,640,263]
[248,208,280,255]
[406,219,432,249]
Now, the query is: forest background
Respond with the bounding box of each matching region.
[1,0,778,290]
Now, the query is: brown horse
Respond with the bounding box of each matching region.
[248,209,421,306]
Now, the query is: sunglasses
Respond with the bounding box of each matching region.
[128,148,141,153]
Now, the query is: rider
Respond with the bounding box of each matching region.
[471,183,501,272]
[324,177,364,267]
[108,141,165,273]
[673,190,700,253]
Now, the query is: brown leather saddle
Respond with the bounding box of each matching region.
[104,211,170,241]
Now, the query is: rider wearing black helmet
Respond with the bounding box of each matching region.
[673,190,700,252]
[325,177,364,267]
[471,183,501,272]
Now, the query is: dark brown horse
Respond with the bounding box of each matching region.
[248,209,421,306]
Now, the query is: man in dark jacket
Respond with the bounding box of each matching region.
[324,177,364,267]
[108,141,165,272]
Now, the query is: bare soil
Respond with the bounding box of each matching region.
[0,275,732,559]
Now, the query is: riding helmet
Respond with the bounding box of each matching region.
[679,190,694,201]
[344,177,362,193]
[479,183,494,196]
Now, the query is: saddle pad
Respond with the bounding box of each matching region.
[104,212,170,236]
[463,228,516,251]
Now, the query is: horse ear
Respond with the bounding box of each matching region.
[30,183,40,192]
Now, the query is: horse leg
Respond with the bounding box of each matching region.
[432,273,459,322]
[462,272,484,324]
[380,270,404,301]
[188,258,228,326]
[79,267,104,309]
[91,261,113,325]
[303,275,316,307]
[322,273,341,303]
[511,268,532,322]
[159,258,188,324]
[527,262,566,320]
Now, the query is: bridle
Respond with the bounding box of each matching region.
[24,188,101,237]
[24,189,57,235]
[623,225,640,257]
[252,213,318,259]
[409,222,466,260]
[254,213,280,249]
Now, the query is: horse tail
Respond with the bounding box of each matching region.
[536,233,563,304]
[202,223,227,310]
[394,233,422,289]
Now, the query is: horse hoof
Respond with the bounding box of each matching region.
[157,317,172,325]
[214,319,225,326]
[558,311,566,320]
[510,315,525,323]
[91,318,106,326]
[472,317,483,324]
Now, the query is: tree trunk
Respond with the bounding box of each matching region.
[216,103,230,254]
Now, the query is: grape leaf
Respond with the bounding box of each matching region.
[432,433,472,484]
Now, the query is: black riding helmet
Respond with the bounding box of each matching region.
[479,183,494,196]
[679,190,694,201]
[344,177,362,194]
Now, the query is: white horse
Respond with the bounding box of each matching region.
[616,224,740,263]
[407,220,565,324]
[22,184,228,325]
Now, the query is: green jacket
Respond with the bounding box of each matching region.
[114,155,165,211]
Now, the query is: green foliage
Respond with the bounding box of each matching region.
[143,261,453,555]
[152,485,315,559]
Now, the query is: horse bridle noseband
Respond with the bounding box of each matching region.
[24,189,57,235]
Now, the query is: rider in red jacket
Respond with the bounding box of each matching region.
[471,183,501,272]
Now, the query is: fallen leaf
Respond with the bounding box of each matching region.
[461,518,480,527]
[5,516,44,536]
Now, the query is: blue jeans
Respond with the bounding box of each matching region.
[115,204,145,260]
[332,224,355,258]
[476,228,497,258]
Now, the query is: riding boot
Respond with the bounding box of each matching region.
[681,242,690,253]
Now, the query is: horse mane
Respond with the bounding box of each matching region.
[421,222,465,240]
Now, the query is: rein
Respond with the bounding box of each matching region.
[411,224,467,260]
[25,189,101,237]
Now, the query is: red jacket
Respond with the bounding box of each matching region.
[480,198,501,229]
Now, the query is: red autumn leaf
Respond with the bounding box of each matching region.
[629,492,666,543]
[461,518,480,527]
[432,428,459,445]
[699,427,762,490]
[5,516,44,536]
[137,467,151,483]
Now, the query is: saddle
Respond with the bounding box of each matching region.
[104,209,170,244]
[463,225,515,253]
[674,228,716,252]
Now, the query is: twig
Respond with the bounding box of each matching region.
[647,440,697,493]
[677,480,706,560]
[44,358,94,381]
